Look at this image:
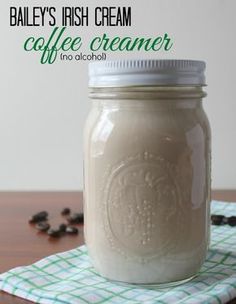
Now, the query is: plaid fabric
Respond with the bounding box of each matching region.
[1,200,236,304]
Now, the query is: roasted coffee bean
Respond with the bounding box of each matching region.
[29,211,48,223]
[61,208,71,216]
[59,223,67,232]
[66,226,78,235]
[223,217,228,224]
[47,228,61,238]
[211,214,225,226]
[227,216,236,227]
[67,213,84,224]
[36,222,50,232]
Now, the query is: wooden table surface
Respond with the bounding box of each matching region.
[0,190,235,304]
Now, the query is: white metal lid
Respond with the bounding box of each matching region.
[89,59,206,87]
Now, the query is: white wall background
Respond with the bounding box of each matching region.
[0,0,235,190]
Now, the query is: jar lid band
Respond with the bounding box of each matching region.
[89,59,206,87]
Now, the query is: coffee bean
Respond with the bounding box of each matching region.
[47,228,61,238]
[59,223,67,232]
[61,208,71,216]
[227,216,236,227]
[223,217,229,224]
[211,214,225,226]
[29,211,48,223]
[67,213,84,224]
[66,226,78,234]
[36,222,50,232]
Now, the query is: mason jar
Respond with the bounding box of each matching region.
[83,59,211,286]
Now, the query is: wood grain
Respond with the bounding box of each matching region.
[0,191,235,304]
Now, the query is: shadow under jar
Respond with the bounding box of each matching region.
[83,60,211,287]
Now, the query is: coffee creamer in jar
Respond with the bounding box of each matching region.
[84,59,211,286]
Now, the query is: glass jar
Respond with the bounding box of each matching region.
[84,60,211,286]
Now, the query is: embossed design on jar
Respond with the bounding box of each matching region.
[101,152,184,262]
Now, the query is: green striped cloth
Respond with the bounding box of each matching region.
[1,200,236,304]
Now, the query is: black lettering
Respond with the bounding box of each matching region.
[95,7,102,26]
[18,7,25,26]
[109,7,117,26]
[75,7,88,26]
[32,7,41,26]
[102,7,109,26]
[63,7,72,26]
[10,7,17,26]
[49,7,56,26]
[123,7,131,26]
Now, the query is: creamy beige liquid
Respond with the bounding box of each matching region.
[84,87,211,284]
